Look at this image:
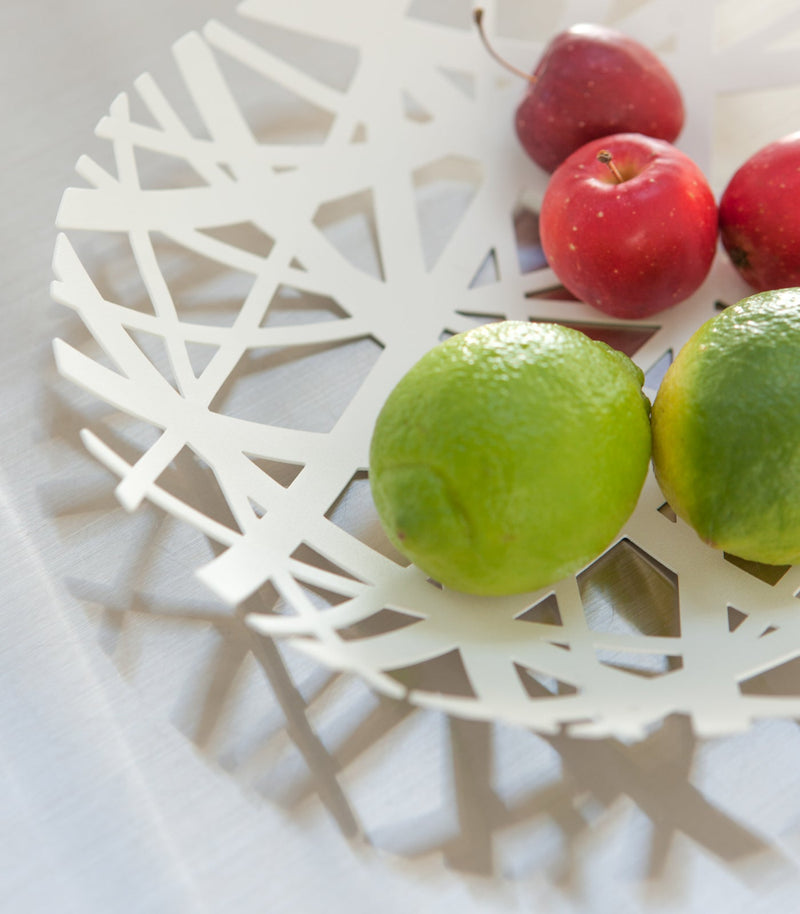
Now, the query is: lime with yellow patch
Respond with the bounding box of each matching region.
[368,320,652,595]
[652,288,800,565]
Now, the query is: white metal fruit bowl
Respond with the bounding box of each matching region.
[53,0,800,739]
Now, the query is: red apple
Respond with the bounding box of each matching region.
[539,133,718,319]
[719,132,800,291]
[474,13,685,173]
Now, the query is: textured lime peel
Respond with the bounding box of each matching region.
[652,288,800,565]
[369,321,652,595]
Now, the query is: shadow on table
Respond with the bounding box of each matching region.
[41,369,799,909]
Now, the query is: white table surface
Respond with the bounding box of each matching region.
[4,1,800,912]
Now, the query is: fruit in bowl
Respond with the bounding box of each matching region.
[369,320,652,596]
[539,132,718,319]
[651,288,800,566]
[719,132,800,292]
[474,11,685,172]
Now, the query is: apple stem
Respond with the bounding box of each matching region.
[473,8,536,84]
[597,149,624,183]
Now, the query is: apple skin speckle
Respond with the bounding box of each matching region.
[539,133,717,319]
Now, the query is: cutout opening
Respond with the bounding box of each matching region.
[657,502,677,523]
[468,248,500,289]
[198,222,275,258]
[210,334,383,432]
[513,204,547,274]
[260,284,349,327]
[313,189,385,280]
[132,144,210,191]
[326,470,412,566]
[246,454,304,489]
[727,605,748,633]
[126,327,181,393]
[578,538,680,639]
[402,90,433,123]
[149,231,257,329]
[516,592,562,626]
[739,656,800,696]
[724,552,792,586]
[211,42,336,146]
[596,649,683,678]
[387,648,476,698]
[515,662,578,698]
[412,154,483,271]
[337,608,423,641]
[290,541,363,584]
[645,349,673,390]
[532,319,659,360]
[436,66,476,99]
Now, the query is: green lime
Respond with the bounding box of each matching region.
[368,320,652,595]
[652,288,800,565]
